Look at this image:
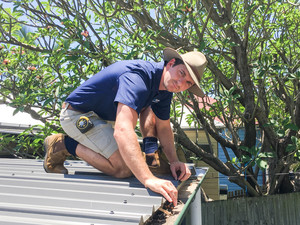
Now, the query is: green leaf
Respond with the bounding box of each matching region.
[240,146,256,155]
[66,55,80,61]
[241,155,251,163]
[231,157,237,163]
[83,41,90,49]
[13,108,20,116]
[55,86,60,97]
[284,123,299,132]
[255,158,268,170]
[229,85,237,95]
[294,150,300,160]
[257,152,275,158]
[43,98,53,107]
[291,136,298,145]
[199,41,205,51]
[286,144,296,152]
[277,129,285,137]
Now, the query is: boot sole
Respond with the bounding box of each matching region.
[43,137,51,173]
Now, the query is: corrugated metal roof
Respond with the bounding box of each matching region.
[0,158,174,225]
[0,158,208,225]
[0,122,40,135]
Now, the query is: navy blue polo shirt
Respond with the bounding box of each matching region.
[66,60,173,121]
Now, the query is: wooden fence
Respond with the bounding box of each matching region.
[202,192,300,225]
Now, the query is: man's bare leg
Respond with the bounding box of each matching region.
[76,144,132,178]
[140,107,161,167]
[140,106,157,137]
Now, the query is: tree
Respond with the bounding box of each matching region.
[0,0,299,196]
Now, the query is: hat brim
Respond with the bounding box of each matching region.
[163,48,205,97]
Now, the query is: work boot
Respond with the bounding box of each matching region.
[149,153,171,175]
[145,150,160,168]
[143,149,171,175]
[43,133,70,174]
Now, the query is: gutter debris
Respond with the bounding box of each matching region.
[144,165,208,225]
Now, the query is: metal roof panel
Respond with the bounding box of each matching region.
[0,158,208,225]
[0,159,168,225]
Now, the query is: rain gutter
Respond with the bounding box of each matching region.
[174,166,208,225]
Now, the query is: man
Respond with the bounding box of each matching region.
[43,47,207,206]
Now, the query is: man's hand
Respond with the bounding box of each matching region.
[170,161,191,181]
[144,177,178,206]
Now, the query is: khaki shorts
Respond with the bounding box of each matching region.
[59,104,118,159]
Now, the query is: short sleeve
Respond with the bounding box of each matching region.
[114,73,149,115]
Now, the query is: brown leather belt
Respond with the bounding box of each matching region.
[62,102,83,112]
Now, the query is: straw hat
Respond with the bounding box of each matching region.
[163,47,207,97]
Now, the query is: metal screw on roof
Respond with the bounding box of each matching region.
[131,193,135,196]
[12,173,15,176]
[110,211,114,214]
[123,200,127,204]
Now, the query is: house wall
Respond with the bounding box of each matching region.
[184,129,220,200]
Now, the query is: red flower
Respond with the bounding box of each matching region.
[3,59,10,65]
[27,66,37,71]
[81,30,89,37]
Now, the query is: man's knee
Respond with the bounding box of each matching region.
[108,151,132,178]
[112,166,132,178]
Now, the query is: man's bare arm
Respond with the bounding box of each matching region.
[114,103,178,205]
[155,116,191,181]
